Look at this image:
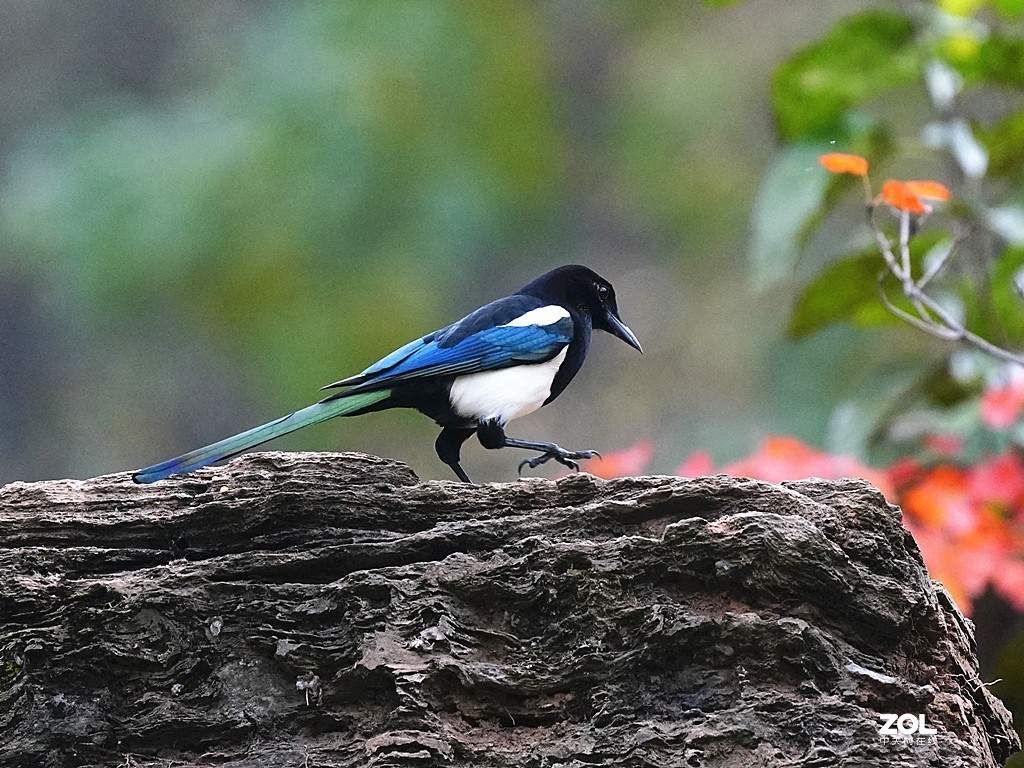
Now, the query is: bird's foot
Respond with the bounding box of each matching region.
[518,447,601,475]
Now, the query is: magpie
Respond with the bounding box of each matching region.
[132,264,642,484]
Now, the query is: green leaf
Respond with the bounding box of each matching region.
[748,125,892,291]
[788,250,895,338]
[748,145,830,290]
[788,232,946,339]
[977,108,1024,179]
[951,33,1024,86]
[918,358,983,408]
[771,11,920,141]
[989,245,1024,345]
[991,0,1024,19]
[828,353,991,464]
[826,363,934,459]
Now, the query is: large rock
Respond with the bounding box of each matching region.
[0,452,1017,767]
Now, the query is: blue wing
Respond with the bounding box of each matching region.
[345,336,430,383]
[334,305,573,394]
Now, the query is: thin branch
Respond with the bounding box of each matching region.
[868,206,907,281]
[899,211,911,276]
[872,207,943,326]
[870,215,1024,367]
[959,327,1024,366]
[904,276,963,331]
[876,273,961,340]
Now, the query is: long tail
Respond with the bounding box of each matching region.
[132,389,392,483]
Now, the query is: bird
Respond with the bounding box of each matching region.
[132,264,642,484]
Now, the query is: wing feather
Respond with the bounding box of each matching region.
[343,315,573,394]
[321,334,435,390]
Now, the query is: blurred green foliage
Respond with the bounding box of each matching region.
[761,0,1024,460]
[980,109,1024,179]
[2,3,565,400]
[758,0,1024,744]
[3,1,882,484]
[788,232,948,338]
[771,11,919,142]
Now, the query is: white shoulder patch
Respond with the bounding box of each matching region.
[502,305,570,328]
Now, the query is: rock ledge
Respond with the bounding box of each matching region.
[0,452,1017,767]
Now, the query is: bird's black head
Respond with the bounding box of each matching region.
[518,265,642,352]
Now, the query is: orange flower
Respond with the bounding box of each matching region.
[819,153,869,176]
[880,180,926,214]
[902,465,975,533]
[905,180,951,201]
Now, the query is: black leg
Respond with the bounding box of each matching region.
[435,427,476,482]
[476,421,600,475]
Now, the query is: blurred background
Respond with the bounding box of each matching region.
[0,0,880,485]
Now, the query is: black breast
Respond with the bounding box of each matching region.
[544,309,591,405]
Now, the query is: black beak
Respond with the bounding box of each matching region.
[606,311,643,353]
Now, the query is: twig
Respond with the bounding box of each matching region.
[876,274,960,340]
[869,209,1024,367]
[899,210,911,276]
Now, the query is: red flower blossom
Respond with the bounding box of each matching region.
[675,450,714,478]
[980,367,1024,430]
[584,440,654,479]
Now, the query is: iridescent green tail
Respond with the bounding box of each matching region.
[132,389,391,483]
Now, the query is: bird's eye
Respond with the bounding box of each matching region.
[597,284,610,299]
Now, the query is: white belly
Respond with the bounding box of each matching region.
[449,349,567,424]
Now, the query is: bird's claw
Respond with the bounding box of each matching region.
[517,449,600,475]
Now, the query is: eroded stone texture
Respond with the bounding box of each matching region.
[0,452,1017,767]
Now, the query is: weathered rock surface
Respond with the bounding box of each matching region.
[0,451,1017,767]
